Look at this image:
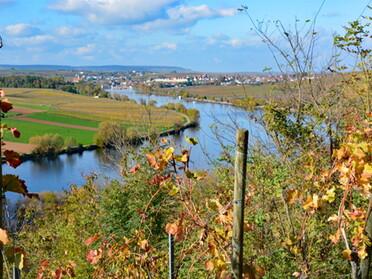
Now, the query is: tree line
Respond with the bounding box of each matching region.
[0,75,110,97]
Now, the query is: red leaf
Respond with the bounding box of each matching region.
[136,209,147,220]
[129,164,140,173]
[148,174,170,186]
[9,127,20,138]
[65,266,75,277]
[55,268,62,279]
[41,260,48,267]
[4,150,22,168]
[86,249,102,264]
[1,99,13,113]
[84,234,103,246]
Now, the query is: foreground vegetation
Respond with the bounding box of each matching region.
[0,10,371,279]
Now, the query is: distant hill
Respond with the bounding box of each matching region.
[0,64,194,73]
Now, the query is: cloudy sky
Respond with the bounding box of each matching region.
[0,0,370,72]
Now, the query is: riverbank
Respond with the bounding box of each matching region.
[2,120,198,164]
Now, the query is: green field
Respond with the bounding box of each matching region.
[1,88,185,146]
[13,104,56,111]
[26,112,100,128]
[3,119,96,144]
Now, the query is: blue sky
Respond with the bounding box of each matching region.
[0,0,370,72]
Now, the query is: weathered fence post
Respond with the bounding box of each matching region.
[169,234,175,279]
[232,129,248,279]
[12,267,20,279]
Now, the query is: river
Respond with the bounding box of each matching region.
[3,89,265,199]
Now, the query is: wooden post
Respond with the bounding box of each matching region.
[12,267,20,279]
[169,234,175,279]
[232,129,248,279]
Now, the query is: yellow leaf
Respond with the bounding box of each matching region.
[327,214,338,223]
[322,187,336,203]
[206,199,222,212]
[358,248,368,259]
[329,229,341,244]
[303,195,313,210]
[342,249,352,260]
[0,229,9,245]
[185,136,198,145]
[353,147,366,159]
[164,147,174,155]
[205,259,214,271]
[169,185,179,196]
[181,153,188,162]
[286,190,298,204]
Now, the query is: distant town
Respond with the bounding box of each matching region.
[72,70,325,90]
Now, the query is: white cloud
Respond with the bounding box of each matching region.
[76,44,95,55]
[54,26,87,37]
[6,23,41,37]
[49,1,236,32]
[10,35,54,47]
[135,5,236,32]
[152,42,177,51]
[207,33,262,48]
[49,0,179,24]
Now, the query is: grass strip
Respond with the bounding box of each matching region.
[2,119,96,145]
[26,112,99,128]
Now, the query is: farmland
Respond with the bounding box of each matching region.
[174,83,283,100]
[2,88,186,145]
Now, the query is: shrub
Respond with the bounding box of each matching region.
[29,133,64,156]
[94,120,126,147]
[186,108,200,125]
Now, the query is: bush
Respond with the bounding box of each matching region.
[186,108,200,125]
[94,120,126,147]
[29,133,64,156]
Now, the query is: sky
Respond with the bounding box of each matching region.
[0,0,370,72]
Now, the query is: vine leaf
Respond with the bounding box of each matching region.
[1,99,13,113]
[342,249,352,260]
[84,234,103,246]
[5,247,25,270]
[3,150,22,169]
[0,229,9,245]
[2,174,27,194]
[86,249,102,264]
[146,152,159,170]
[185,136,198,145]
[129,165,140,173]
[2,175,39,200]
[9,127,20,138]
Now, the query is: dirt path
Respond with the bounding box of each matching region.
[3,141,36,154]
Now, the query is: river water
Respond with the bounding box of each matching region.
[3,89,265,199]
